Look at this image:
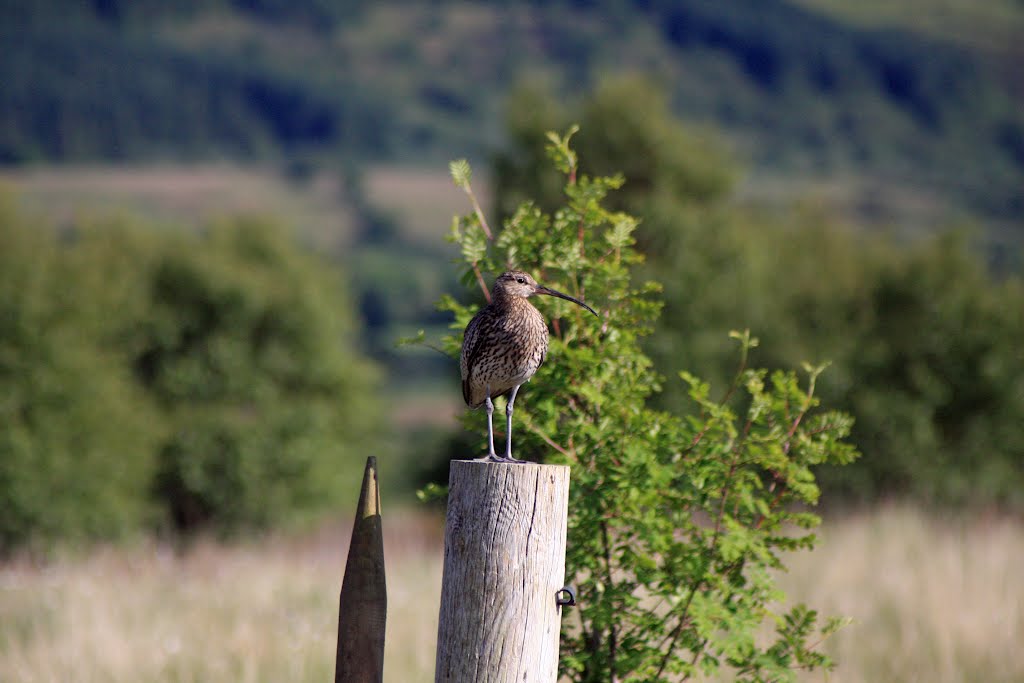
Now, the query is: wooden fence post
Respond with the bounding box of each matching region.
[336,456,386,683]
[434,460,571,683]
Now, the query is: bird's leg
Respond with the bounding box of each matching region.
[473,388,502,462]
[504,384,524,463]
[486,394,498,458]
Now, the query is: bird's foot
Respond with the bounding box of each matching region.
[473,452,528,464]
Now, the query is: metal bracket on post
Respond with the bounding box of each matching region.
[555,585,576,607]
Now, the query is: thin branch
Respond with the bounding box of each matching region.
[420,342,458,359]
[783,372,820,454]
[720,342,751,407]
[683,339,753,454]
[521,418,572,458]
[754,484,788,531]
[653,590,698,680]
[461,184,493,241]
[711,419,751,545]
[472,262,491,303]
[578,217,586,261]
[600,520,618,681]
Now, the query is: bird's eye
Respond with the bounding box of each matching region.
[516,277,526,284]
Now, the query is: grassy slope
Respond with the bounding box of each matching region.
[0,163,470,255]
[792,0,1024,58]
[1,507,1020,682]
[2,1,1021,232]
[0,165,359,254]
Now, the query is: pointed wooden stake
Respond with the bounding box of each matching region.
[336,456,386,683]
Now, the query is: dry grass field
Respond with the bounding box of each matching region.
[0,165,364,254]
[786,507,1023,683]
[0,163,469,255]
[1,504,1020,683]
[363,164,489,246]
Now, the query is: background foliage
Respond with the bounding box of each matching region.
[491,80,1024,511]
[0,198,380,552]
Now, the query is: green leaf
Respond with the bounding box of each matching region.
[449,158,472,190]
[395,329,426,347]
[415,482,448,504]
[605,216,639,249]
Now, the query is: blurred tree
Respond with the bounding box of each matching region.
[494,77,734,250]
[0,198,382,551]
[114,217,382,534]
[833,232,1024,507]
[0,199,159,553]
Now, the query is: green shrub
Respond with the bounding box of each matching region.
[436,133,858,681]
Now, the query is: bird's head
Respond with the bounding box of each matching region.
[493,270,540,299]
[492,270,598,317]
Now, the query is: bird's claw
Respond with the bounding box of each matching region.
[473,453,527,464]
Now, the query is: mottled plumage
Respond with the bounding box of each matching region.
[460,270,597,462]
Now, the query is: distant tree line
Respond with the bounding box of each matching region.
[0,23,394,163]
[0,0,1020,222]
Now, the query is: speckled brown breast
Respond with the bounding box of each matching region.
[460,297,549,408]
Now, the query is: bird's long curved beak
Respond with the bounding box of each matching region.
[536,285,599,317]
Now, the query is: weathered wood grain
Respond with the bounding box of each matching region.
[435,460,571,683]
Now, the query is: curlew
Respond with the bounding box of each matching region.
[460,270,598,462]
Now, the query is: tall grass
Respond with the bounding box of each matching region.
[784,506,1024,683]
[0,506,1020,682]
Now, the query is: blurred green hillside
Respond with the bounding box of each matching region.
[1,0,1022,232]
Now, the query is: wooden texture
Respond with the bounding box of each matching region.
[435,460,571,683]
[336,457,387,683]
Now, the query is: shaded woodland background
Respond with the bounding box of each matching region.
[1,0,1023,552]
